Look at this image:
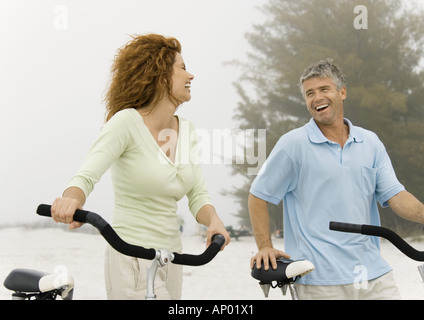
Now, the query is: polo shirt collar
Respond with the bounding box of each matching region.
[305,118,364,144]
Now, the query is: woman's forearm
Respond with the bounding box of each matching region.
[62,186,86,207]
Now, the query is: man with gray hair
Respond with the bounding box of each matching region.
[249,59,424,299]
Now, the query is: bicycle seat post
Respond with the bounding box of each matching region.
[145,250,174,300]
[288,282,299,300]
[277,280,299,300]
[259,282,271,297]
[418,264,424,282]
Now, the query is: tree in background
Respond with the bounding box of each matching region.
[230,0,424,236]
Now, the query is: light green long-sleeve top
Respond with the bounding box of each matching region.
[65,108,211,252]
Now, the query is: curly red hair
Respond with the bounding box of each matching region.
[104,34,182,121]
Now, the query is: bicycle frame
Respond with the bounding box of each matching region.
[145,249,174,300]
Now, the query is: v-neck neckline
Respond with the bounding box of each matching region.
[132,108,180,166]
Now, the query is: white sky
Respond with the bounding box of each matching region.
[0,0,267,231]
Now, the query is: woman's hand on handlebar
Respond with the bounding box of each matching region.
[205,218,231,250]
[196,205,231,250]
[51,197,84,230]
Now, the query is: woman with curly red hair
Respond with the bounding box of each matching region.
[50,34,230,299]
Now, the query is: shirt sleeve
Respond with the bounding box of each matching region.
[64,111,130,198]
[250,136,298,205]
[186,164,212,218]
[374,136,405,207]
[183,120,212,218]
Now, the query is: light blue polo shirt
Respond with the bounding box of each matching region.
[250,118,405,285]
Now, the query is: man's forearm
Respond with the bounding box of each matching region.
[389,190,424,224]
[248,193,273,249]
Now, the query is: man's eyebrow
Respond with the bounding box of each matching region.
[306,85,331,94]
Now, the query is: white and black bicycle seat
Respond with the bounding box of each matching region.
[251,258,314,284]
[3,268,74,300]
[251,258,315,299]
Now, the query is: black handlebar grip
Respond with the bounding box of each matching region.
[36,204,54,217]
[37,204,89,223]
[172,234,226,266]
[211,234,226,248]
[330,221,424,261]
[361,224,424,261]
[100,224,156,260]
[329,221,363,234]
[37,204,155,259]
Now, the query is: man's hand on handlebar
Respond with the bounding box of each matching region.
[250,247,290,271]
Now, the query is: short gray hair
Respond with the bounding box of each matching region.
[299,59,346,97]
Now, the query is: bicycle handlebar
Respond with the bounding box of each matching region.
[329,221,424,261]
[36,204,225,266]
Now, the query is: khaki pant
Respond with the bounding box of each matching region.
[104,245,183,300]
[295,271,401,300]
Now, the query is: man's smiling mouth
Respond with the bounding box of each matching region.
[315,103,329,112]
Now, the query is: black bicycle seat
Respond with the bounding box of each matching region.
[4,268,74,299]
[4,268,48,293]
[251,258,314,284]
